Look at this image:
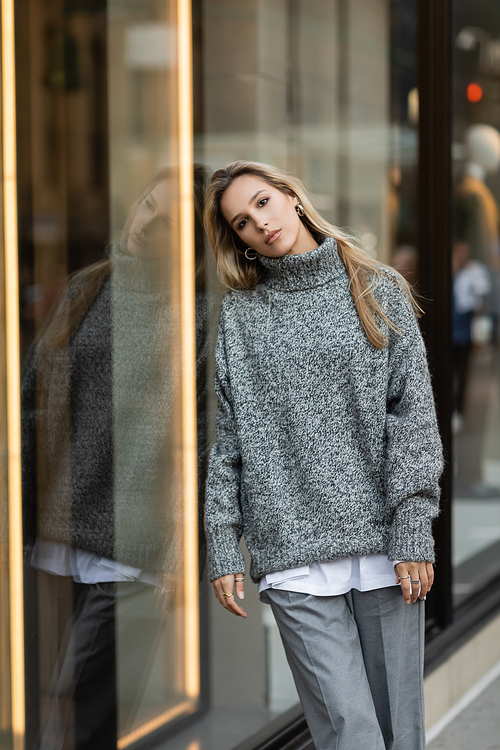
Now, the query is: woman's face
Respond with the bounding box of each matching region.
[220,174,309,258]
[125,179,172,259]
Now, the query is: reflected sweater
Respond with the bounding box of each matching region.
[204,236,443,583]
[21,244,209,574]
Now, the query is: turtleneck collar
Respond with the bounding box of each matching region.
[110,241,170,294]
[257,235,342,291]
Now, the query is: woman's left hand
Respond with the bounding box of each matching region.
[394,561,434,604]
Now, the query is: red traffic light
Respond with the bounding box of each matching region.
[467,83,483,102]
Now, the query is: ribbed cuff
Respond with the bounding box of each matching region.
[388,500,436,563]
[207,528,246,582]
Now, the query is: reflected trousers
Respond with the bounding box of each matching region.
[33,576,166,750]
[260,586,425,750]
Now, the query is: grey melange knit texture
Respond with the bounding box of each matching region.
[204,236,444,583]
[21,243,210,575]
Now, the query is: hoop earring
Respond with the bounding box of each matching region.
[295,203,305,217]
[245,247,258,260]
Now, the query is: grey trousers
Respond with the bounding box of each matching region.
[260,586,425,750]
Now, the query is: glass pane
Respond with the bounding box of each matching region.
[451,3,500,606]
[171,1,419,749]
[18,0,199,747]
[11,0,420,749]
[197,0,419,268]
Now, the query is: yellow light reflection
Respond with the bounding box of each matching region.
[117,699,198,749]
[178,0,200,701]
[1,0,25,748]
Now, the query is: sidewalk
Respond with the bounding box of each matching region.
[427,673,500,749]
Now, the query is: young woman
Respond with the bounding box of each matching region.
[203,160,443,750]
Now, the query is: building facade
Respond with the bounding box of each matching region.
[1,0,500,749]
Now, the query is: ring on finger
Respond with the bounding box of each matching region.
[235,578,244,582]
[411,580,420,584]
[399,575,411,579]
[222,592,233,598]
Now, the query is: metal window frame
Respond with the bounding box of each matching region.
[416,0,454,634]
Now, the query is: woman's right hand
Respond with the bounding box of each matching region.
[213,573,247,618]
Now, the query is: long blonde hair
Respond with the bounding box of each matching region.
[204,160,421,349]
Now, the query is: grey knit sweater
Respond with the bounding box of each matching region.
[204,236,443,583]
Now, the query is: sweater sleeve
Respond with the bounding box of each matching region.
[380,277,444,563]
[204,305,246,582]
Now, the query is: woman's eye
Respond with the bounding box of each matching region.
[145,198,154,210]
[258,198,269,207]
[238,218,248,230]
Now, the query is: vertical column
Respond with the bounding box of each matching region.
[417,0,453,632]
[177,0,200,701]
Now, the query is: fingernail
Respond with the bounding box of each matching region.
[238,591,244,599]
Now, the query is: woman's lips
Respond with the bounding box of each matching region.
[132,232,147,247]
[266,229,282,244]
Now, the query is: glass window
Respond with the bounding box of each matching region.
[19,1,200,747]
[7,1,420,749]
[197,0,419,270]
[451,3,500,606]
[181,0,419,747]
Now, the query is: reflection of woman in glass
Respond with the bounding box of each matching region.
[21,167,207,749]
[204,161,443,750]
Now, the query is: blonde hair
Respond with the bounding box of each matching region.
[204,160,421,349]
